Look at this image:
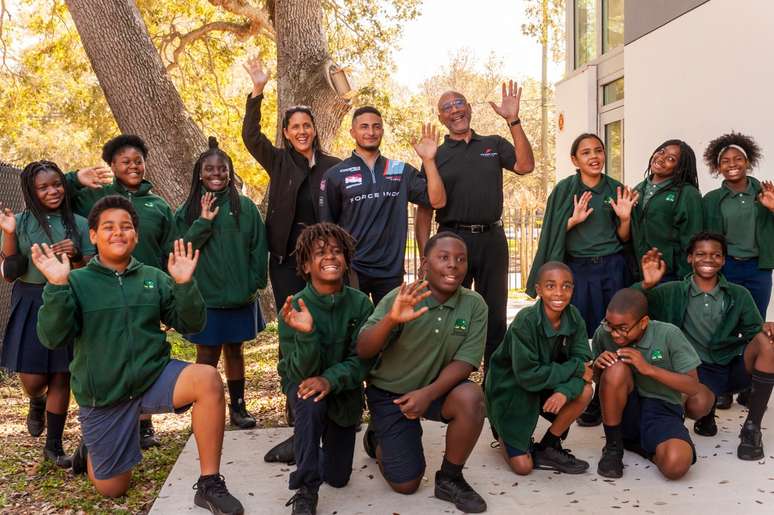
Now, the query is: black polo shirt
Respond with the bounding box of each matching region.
[428,131,517,225]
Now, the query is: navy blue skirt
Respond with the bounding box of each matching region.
[1,281,72,374]
[185,301,266,346]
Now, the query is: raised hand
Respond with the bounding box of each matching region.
[0,204,16,234]
[297,376,331,402]
[610,186,639,221]
[759,180,774,212]
[542,392,567,414]
[386,280,432,325]
[281,295,314,334]
[411,123,439,161]
[30,243,70,285]
[76,166,113,189]
[243,54,270,93]
[567,191,594,229]
[488,80,522,122]
[199,192,220,221]
[50,239,77,258]
[640,247,666,289]
[167,239,199,284]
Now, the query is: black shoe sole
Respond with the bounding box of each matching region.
[533,462,589,474]
[693,424,718,437]
[597,466,623,479]
[363,429,377,459]
[737,447,764,461]
[576,416,603,427]
[194,492,245,515]
[434,486,487,514]
[264,436,295,464]
[229,416,257,430]
[71,441,87,475]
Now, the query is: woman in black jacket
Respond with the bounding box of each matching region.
[241,55,341,311]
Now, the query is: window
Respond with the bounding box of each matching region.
[603,0,625,53]
[574,0,596,68]
[604,119,623,181]
[603,77,624,105]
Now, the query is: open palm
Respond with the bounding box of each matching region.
[0,205,16,234]
[411,123,439,161]
[31,243,70,285]
[388,280,431,324]
[167,239,199,284]
[282,296,314,334]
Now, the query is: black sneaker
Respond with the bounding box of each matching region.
[693,413,718,437]
[193,474,244,515]
[229,400,257,429]
[434,471,487,513]
[533,445,589,474]
[27,396,46,437]
[715,393,732,410]
[43,442,73,469]
[736,389,750,407]
[140,420,161,449]
[737,420,764,461]
[577,402,602,427]
[285,486,318,515]
[362,424,377,459]
[264,435,295,465]
[71,440,88,475]
[597,442,624,478]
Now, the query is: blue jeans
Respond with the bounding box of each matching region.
[722,257,772,317]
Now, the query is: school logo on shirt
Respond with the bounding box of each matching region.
[665,192,676,202]
[453,319,469,334]
[604,196,614,205]
[480,148,498,158]
[143,280,156,289]
[144,202,154,207]
[345,174,363,189]
[650,349,664,361]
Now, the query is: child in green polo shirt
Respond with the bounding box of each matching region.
[638,232,774,461]
[594,288,712,480]
[277,222,373,515]
[34,195,243,514]
[357,232,488,514]
[486,261,593,476]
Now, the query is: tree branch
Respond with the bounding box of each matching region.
[165,20,255,71]
[208,0,276,40]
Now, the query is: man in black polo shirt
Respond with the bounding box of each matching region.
[416,81,535,377]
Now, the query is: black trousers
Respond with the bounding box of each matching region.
[269,254,306,312]
[353,272,403,307]
[439,225,508,376]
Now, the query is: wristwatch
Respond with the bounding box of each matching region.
[508,118,521,127]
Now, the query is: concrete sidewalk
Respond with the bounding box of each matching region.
[151,403,772,514]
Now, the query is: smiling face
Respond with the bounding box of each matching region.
[33,169,65,211]
[111,146,145,191]
[688,239,725,281]
[717,147,749,185]
[649,144,681,181]
[535,268,574,319]
[200,154,230,192]
[571,137,606,178]
[283,111,316,156]
[603,310,648,347]
[437,92,472,136]
[421,236,468,298]
[89,208,138,266]
[303,237,346,290]
[350,112,383,152]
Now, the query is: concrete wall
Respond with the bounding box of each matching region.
[624,0,710,44]
[554,66,598,179]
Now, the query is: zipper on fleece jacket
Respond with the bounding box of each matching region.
[116,271,137,401]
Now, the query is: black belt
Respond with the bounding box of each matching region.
[445,220,503,234]
[730,256,757,262]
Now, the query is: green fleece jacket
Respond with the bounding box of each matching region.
[526,172,628,297]
[703,176,774,269]
[632,180,703,279]
[65,174,176,270]
[278,283,374,427]
[175,192,268,308]
[484,301,591,451]
[634,274,762,365]
[37,257,205,408]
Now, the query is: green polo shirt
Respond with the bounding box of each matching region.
[3,212,94,284]
[565,178,622,258]
[592,320,701,405]
[361,286,487,394]
[642,177,673,207]
[721,180,758,258]
[682,279,726,363]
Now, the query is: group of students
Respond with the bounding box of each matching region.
[0,58,772,515]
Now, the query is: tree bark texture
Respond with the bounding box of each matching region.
[65,0,207,206]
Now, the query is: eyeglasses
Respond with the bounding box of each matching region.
[601,316,645,337]
[440,98,466,113]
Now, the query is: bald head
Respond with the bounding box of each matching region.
[537,261,572,283]
[437,90,467,112]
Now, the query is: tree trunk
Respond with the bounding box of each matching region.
[64,0,206,206]
[274,0,350,148]
[540,0,549,198]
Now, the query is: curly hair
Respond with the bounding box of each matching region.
[87,195,140,231]
[182,136,241,226]
[101,134,149,164]
[645,139,699,189]
[294,222,356,281]
[703,132,762,175]
[687,231,727,257]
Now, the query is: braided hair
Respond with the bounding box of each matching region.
[294,222,356,281]
[20,160,81,246]
[183,137,241,226]
[645,139,699,189]
[703,132,762,176]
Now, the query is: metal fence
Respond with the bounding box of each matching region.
[404,206,544,290]
[0,162,24,346]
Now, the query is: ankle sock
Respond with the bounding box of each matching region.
[140,418,153,431]
[603,424,622,446]
[227,379,245,408]
[440,456,463,479]
[45,411,66,449]
[746,370,774,427]
[540,429,562,449]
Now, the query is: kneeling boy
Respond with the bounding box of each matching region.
[486,261,593,475]
[278,223,374,515]
[594,288,713,480]
[34,195,242,514]
[357,232,488,513]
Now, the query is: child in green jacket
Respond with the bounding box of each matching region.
[486,261,593,476]
[34,195,243,515]
[638,232,774,461]
[176,138,268,430]
[278,222,373,515]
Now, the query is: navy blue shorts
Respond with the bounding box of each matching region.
[79,360,191,480]
[503,389,559,458]
[698,355,751,397]
[567,252,628,338]
[365,381,471,484]
[621,390,695,461]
